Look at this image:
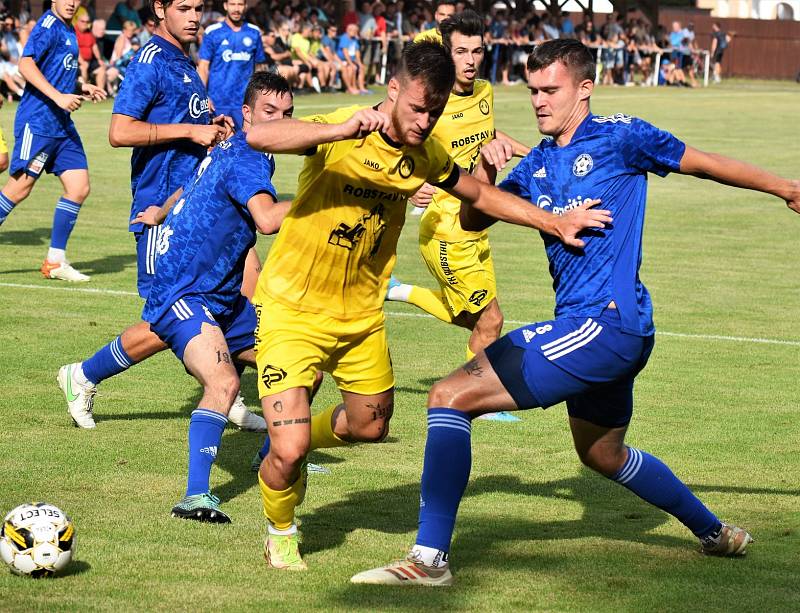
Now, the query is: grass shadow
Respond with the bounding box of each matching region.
[57,559,91,578]
[0,227,50,246]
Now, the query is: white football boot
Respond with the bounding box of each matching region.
[41,260,90,282]
[57,363,97,428]
[228,394,267,432]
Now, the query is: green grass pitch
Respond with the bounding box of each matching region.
[0,80,798,611]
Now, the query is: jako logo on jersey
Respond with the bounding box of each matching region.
[451,112,463,119]
[222,49,252,62]
[189,93,210,118]
[363,158,380,170]
[62,53,77,70]
[572,153,593,177]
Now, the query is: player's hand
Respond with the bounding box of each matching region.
[479,138,515,172]
[80,83,107,102]
[190,124,227,147]
[553,198,612,249]
[410,182,436,208]
[340,108,390,140]
[783,179,800,214]
[131,205,164,227]
[55,93,83,112]
[211,113,235,139]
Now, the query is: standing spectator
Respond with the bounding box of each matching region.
[710,22,731,84]
[75,11,115,95]
[201,0,223,27]
[342,0,359,30]
[415,0,455,43]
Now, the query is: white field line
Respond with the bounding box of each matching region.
[1,281,799,348]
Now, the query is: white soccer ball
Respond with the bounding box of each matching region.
[0,503,75,577]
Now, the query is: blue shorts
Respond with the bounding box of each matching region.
[485,308,654,428]
[149,294,256,362]
[134,225,161,299]
[10,125,87,178]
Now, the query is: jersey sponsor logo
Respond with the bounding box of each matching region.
[189,93,211,118]
[363,158,381,170]
[533,167,546,178]
[398,155,415,179]
[261,364,286,389]
[553,195,593,217]
[478,98,490,115]
[62,53,78,71]
[450,129,493,150]
[342,183,406,202]
[328,203,386,257]
[536,194,553,209]
[592,113,632,124]
[218,140,232,150]
[468,289,488,307]
[222,49,252,62]
[572,153,593,177]
[451,111,463,120]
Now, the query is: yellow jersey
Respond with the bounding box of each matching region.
[414,28,442,43]
[420,79,495,242]
[255,105,459,319]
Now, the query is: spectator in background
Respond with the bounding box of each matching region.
[75,12,109,94]
[111,19,137,66]
[310,24,335,91]
[107,0,141,31]
[18,18,35,48]
[342,0,359,30]
[291,21,326,93]
[138,14,154,45]
[201,0,223,27]
[263,29,301,86]
[338,21,367,94]
[415,0,455,43]
[710,22,731,84]
[560,12,574,37]
[540,12,558,40]
[0,14,24,99]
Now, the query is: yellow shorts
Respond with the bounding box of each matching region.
[0,126,7,155]
[254,298,394,398]
[418,234,497,317]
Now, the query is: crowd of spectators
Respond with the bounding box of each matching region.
[0,0,722,101]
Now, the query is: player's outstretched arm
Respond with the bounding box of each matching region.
[451,171,612,248]
[247,196,291,235]
[495,129,531,158]
[680,146,800,213]
[109,114,226,148]
[246,108,391,154]
[18,56,83,112]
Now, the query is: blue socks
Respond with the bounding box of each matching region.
[82,336,134,385]
[186,409,227,496]
[416,408,472,552]
[612,446,721,538]
[0,192,15,225]
[50,197,81,250]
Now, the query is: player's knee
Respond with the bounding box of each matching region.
[428,378,472,411]
[67,183,90,203]
[576,446,626,477]
[269,440,310,474]
[208,371,239,407]
[349,418,390,443]
[477,304,504,338]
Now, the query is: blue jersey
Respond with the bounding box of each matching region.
[198,21,266,113]
[142,131,277,323]
[499,113,685,336]
[113,35,210,232]
[16,11,79,138]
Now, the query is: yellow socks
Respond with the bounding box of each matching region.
[259,472,306,531]
[408,286,453,323]
[310,404,348,450]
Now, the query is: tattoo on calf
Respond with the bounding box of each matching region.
[271,417,311,427]
[366,402,394,421]
[272,400,283,413]
[463,358,483,377]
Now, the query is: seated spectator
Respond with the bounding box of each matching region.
[0,14,24,98]
[138,14,155,45]
[263,29,301,89]
[107,0,141,31]
[310,24,336,92]
[111,20,137,66]
[292,21,329,93]
[338,22,367,94]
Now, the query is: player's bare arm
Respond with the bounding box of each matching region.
[131,187,185,227]
[410,182,437,207]
[18,56,82,112]
[247,196,291,235]
[679,146,800,213]
[451,171,611,248]
[78,81,107,103]
[109,114,225,148]
[247,108,391,154]
[495,129,531,158]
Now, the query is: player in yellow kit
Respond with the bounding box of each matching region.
[388,11,529,374]
[245,41,611,571]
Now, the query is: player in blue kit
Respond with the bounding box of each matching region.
[0,0,105,282]
[140,71,293,522]
[353,39,800,586]
[198,0,267,131]
[57,0,264,432]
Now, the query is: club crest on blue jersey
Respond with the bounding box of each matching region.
[572,153,593,177]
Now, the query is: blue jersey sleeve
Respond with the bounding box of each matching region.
[22,22,51,63]
[499,153,535,200]
[228,150,277,207]
[112,58,159,119]
[198,31,215,62]
[615,118,686,177]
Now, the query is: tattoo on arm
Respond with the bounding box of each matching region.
[463,358,484,377]
[216,350,231,364]
[271,417,311,427]
[366,401,394,421]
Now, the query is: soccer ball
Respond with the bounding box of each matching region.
[0,503,75,577]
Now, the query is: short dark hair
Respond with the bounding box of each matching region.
[437,0,457,8]
[440,9,484,50]
[526,39,595,83]
[396,41,455,108]
[150,0,176,24]
[244,71,292,107]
